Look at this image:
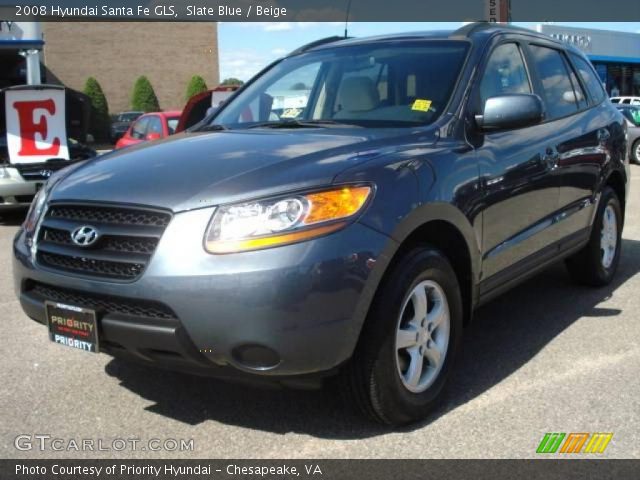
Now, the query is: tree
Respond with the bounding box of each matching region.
[220,77,244,86]
[83,77,110,143]
[131,76,160,112]
[185,75,208,101]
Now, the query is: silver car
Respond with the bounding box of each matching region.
[616,105,640,163]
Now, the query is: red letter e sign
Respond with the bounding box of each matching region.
[5,88,69,164]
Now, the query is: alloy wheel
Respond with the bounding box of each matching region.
[395,280,451,393]
[601,204,618,269]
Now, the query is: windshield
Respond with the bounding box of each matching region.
[211,40,469,129]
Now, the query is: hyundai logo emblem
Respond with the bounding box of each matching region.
[71,226,99,246]
[40,170,53,178]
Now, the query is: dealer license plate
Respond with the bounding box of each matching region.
[46,301,99,353]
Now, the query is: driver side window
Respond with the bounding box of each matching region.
[480,43,531,106]
[147,116,162,135]
[130,117,150,140]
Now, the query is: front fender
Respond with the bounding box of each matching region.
[335,149,482,348]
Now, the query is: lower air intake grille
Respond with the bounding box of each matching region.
[29,282,177,320]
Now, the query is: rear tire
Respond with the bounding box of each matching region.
[565,186,622,286]
[341,247,463,425]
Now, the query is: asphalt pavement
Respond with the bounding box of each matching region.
[1,167,639,459]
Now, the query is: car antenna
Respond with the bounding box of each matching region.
[344,0,352,38]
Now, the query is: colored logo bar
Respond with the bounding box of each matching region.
[537,433,613,454]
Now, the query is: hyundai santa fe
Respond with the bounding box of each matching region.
[13,23,629,425]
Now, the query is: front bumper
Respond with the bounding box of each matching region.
[13,206,392,381]
[0,167,41,209]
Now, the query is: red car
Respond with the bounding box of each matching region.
[115,111,181,149]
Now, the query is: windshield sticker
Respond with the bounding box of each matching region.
[411,99,433,112]
[281,108,303,118]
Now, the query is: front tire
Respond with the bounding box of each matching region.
[632,140,640,164]
[565,186,622,286]
[341,248,463,425]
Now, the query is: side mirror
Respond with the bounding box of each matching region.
[145,132,162,141]
[475,94,544,131]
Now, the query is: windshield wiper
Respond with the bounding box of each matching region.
[198,124,228,132]
[247,119,361,129]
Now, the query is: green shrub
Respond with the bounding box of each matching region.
[83,77,110,143]
[131,76,160,112]
[185,75,208,101]
[220,77,244,86]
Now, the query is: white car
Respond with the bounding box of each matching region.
[0,138,96,211]
[610,96,640,105]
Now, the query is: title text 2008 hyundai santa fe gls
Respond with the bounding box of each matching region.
[13,24,629,424]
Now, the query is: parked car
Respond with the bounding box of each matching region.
[0,138,96,210]
[610,96,640,106]
[616,105,640,163]
[109,111,143,143]
[13,24,629,425]
[114,111,181,149]
[1,85,96,211]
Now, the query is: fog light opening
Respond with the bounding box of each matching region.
[232,344,281,371]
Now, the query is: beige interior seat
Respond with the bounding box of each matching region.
[335,76,380,116]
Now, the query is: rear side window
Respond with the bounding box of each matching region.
[167,118,179,134]
[530,45,579,120]
[480,43,531,105]
[567,67,588,110]
[570,54,606,105]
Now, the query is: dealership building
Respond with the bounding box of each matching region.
[536,24,640,97]
[0,21,219,112]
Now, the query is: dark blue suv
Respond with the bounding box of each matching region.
[13,23,628,425]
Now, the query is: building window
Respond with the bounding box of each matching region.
[593,61,640,97]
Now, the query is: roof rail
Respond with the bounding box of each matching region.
[451,21,533,38]
[289,36,349,55]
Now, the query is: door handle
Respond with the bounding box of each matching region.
[543,147,559,170]
[597,128,611,143]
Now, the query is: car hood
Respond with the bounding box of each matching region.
[50,128,438,212]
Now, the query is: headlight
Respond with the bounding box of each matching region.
[204,185,372,253]
[23,167,69,253]
[24,187,48,233]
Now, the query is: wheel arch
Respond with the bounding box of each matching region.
[355,204,481,339]
[605,168,626,220]
[389,219,476,326]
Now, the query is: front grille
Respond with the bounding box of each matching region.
[14,161,73,181]
[40,252,144,278]
[36,203,171,280]
[48,205,171,227]
[43,227,159,254]
[28,281,177,320]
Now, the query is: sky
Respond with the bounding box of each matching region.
[218,22,640,81]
